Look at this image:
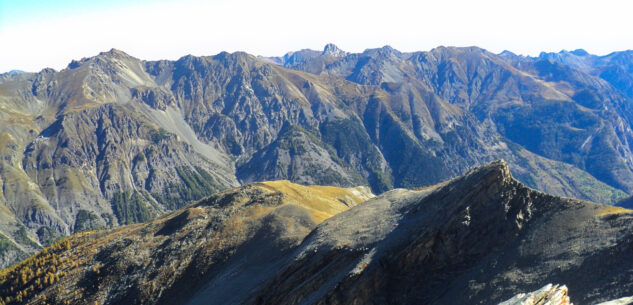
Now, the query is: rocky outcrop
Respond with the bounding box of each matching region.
[498,284,572,305]
[499,284,633,305]
[321,43,347,58]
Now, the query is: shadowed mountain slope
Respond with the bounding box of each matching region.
[1,161,632,305]
[250,160,633,305]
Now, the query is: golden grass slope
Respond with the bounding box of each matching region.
[595,205,632,217]
[0,180,374,305]
[255,180,374,223]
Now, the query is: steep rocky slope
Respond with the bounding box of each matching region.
[0,50,239,267]
[273,45,633,194]
[249,161,633,305]
[2,161,632,305]
[0,46,630,267]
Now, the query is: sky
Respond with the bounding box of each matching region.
[1,0,632,73]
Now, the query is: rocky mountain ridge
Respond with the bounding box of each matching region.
[1,161,632,304]
[271,44,633,193]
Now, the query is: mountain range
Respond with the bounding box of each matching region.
[1,44,633,267]
[1,161,632,304]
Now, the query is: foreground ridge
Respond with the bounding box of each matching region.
[1,161,633,305]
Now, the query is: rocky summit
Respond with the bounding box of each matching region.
[2,45,633,267]
[1,161,632,305]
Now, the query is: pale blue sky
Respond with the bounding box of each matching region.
[1,0,152,27]
[1,0,632,73]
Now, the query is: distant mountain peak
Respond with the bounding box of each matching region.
[322,43,347,57]
[99,48,131,58]
[570,48,589,56]
[380,45,397,53]
[360,45,402,58]
[7,69,25,75]
[552,49,590,56]
[540,48,591,58]
[66,48,136,69]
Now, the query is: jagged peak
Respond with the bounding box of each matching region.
[481,159,510,172]
[539,49,591,59]
[322,43,347,57]
[460,159,512,184]
[66,59,83,69]
[211,51,258,63]
[176,53,198,62]
[173,52,259,71]
[380,45,402,56]
[381,45,396,52]
[65,48,138,70]
[99,48,131,57]
[537,51,550,58]
[540,48,591,57]
[93,48,139,63]
[39,67,56,74]
[279,49,322,65]
[570,48,589,56]
[359,45,403,59]
[422,46,495,62]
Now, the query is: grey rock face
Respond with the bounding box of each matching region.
[237,124,365,187]
[321,43,347,57]
[21,104,233,229]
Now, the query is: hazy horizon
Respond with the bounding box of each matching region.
[1,0,632,73]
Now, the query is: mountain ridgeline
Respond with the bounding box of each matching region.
[0,45,633,266]
[1,161,632,305]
